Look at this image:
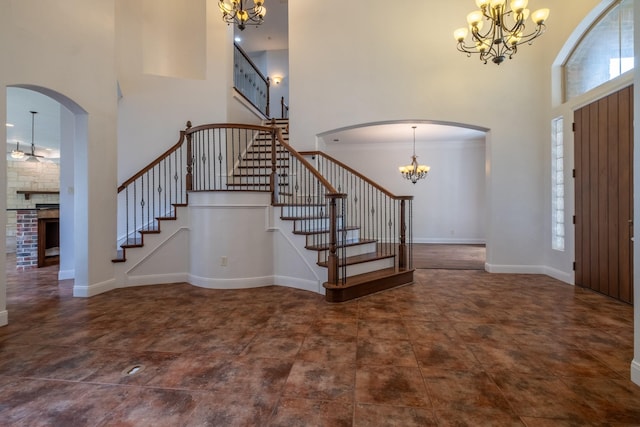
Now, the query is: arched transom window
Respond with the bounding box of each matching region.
[564,0,634,101]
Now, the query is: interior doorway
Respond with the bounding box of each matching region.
[5,88,62,272]
[4,84,87,289]
[412,244,485,270]
[574,85,634,304]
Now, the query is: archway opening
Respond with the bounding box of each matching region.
[317,120,489,270]
[4,84,88,303]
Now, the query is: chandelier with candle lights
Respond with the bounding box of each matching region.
[454,0,549,65]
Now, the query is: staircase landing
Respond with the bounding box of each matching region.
[323,268,414,303]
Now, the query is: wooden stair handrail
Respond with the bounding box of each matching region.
[299,151,413,201]
[272,129,340,196]
[118,122,191,193]
[186,122,273,135]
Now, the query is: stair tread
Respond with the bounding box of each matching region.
[281,215,337,221]
[293,225,357,235]
[121,243,143,249]
[232,173,287,178]
[306,238,377,251]
[237,165,289,169]
[226,183,287,187]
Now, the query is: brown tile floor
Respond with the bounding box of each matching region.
[2,255,640,426]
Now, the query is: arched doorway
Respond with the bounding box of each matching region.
[4,84,88,296]
[317,120,489,269]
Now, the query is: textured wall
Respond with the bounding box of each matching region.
[5,160,60,253]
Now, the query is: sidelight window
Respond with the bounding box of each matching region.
[551,117,565,251]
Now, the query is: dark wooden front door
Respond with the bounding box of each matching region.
[574,85,633,304]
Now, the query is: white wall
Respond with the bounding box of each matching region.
[189,192,275,288]
[266,49,289,118]
[1,0,118,305]
[288,0,601,276]
[59,106,75,280]
[116,0,231,183]
[0,83,6,326]
[321,138,486,243]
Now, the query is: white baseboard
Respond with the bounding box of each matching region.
[484,263,574,285]
[73,278,116,297]
[631,359,640,386]
[273,275,323,294]
[187,274,322,295]
[542,266,573,284]
[122,273,189,287]
[485,263,546,274]
[189,274,275,290]
[0,310,7,327]
[58,269,75,281]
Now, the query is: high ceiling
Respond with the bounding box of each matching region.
[233,0,288,53]
[6,1,483,160]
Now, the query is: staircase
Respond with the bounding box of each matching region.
[113,120,414,302]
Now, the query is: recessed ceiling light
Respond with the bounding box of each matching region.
[6,123,14,127]
[234,36,242,43]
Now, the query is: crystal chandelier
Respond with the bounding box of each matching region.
[454,0,550,65]
[219,0,266,31]
[399,126,430,184]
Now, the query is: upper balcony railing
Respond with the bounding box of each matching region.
[234,43,270,118]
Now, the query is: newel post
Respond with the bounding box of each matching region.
[266,77,271,118]
[327,194,339,284]
[185,121,193,192]
[399,198,408,270]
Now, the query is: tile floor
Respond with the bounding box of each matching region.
[1,256,640,426]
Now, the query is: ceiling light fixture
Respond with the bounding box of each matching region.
[454,0,550,65]
[399,126,430,184]
[11,141,25,159]
[6,123,14,127]
[26,111,42,162]
[219,0,266,31]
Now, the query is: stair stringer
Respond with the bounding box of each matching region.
[113,212,190,288]
[271,214,326,294]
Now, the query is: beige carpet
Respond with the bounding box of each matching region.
[413,243,486,270]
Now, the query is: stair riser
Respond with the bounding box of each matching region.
[242,156,290,162]
[341,258,396,278]
[304,229,359,247]
[227,176,281,185]
[281,205,327,218]
[294,217,343,231]
[238,160,289,167]
[237,167,287,174]
[316,241,378,261]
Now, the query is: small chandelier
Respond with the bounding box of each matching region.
[454,0,550,65]
[219,0,266,31]
[11,141,25,159]
[399,126,430,184]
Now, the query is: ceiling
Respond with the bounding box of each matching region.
[5,87,61,159]
[319,121,486,146]
[233,0,288,53]
[5,2,483,160]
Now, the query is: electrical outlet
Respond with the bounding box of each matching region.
[221,256,228,267]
